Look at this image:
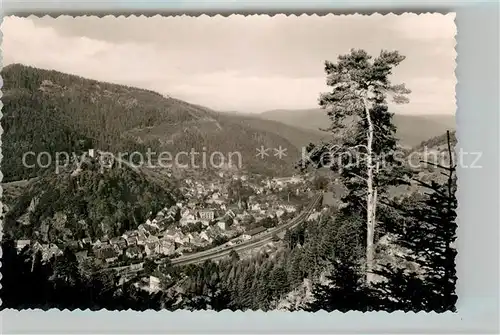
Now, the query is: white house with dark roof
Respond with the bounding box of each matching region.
[159,240,175,255]
[16,239,31,251]
[144,242,159,256]
[125,245,143,259]
[126,236,138,246]
[137,235,147,246]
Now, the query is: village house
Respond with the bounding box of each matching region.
[206,225,225,239]
[109,236,121,245]
[144,242,159,256]
[242,226,267,239]
[129,262,144,271]
[199,231,212,243]
[128,231,139,238]
[145,223,161,235]
[31,241,42,253]
[112,238,127,252]
[16,239,31,251]
[137,234,147,246]
[159,240,175,255]
[217,221,227,230]
[162,213,175,224]
[93,239,102,249]
[95,246,119,264]
[207,198,225,205]
[125,245,143,259]
[272,176,302,187]
[138,224,148,234]
[250,203,261,211]
[163,228,178,240]
[180,209,198,226]
[175,233,191,245]
[79,237,92,248]
[75,250,88,263]
[276,209,285,218]
[280,204,297,213]
[189,234,206,247]
[198,209,215,221]
[225,208,236,219]
[147,235,159,244]
[44,244,63,260]
[126,236,138,247]
[143,276,161,293]
[260,202,270,210]
[168,205,179,216]
[156,209,165,219]
[307,212,321,222]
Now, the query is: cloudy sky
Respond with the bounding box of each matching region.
[2,14,456,114]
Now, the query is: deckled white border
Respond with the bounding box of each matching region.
[1,5,499,335]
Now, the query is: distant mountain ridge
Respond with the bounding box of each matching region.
[259,108,455,148]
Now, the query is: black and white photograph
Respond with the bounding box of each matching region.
[0,13,457,312]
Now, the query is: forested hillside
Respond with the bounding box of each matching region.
[3,157,178,242]
[1,64,305,181]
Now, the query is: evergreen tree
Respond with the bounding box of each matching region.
[269,265,289,297]
[373,131,458,312]
[299,49,412,282]
[229,249,240,263]
[52,247,80,286]
[304,258,373,312]
[255,262,273,309]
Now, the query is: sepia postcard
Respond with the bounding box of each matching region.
[0,13,458,313]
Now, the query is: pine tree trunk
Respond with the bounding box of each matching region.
[364,99,376,284]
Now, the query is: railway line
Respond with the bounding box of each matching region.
[104,194,322,272]
[170,193,323,265]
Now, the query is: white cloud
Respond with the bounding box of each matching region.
[1,15,456,114]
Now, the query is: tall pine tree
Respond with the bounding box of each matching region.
[300,49,412,283]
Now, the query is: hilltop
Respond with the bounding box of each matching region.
[259,108,455,148]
